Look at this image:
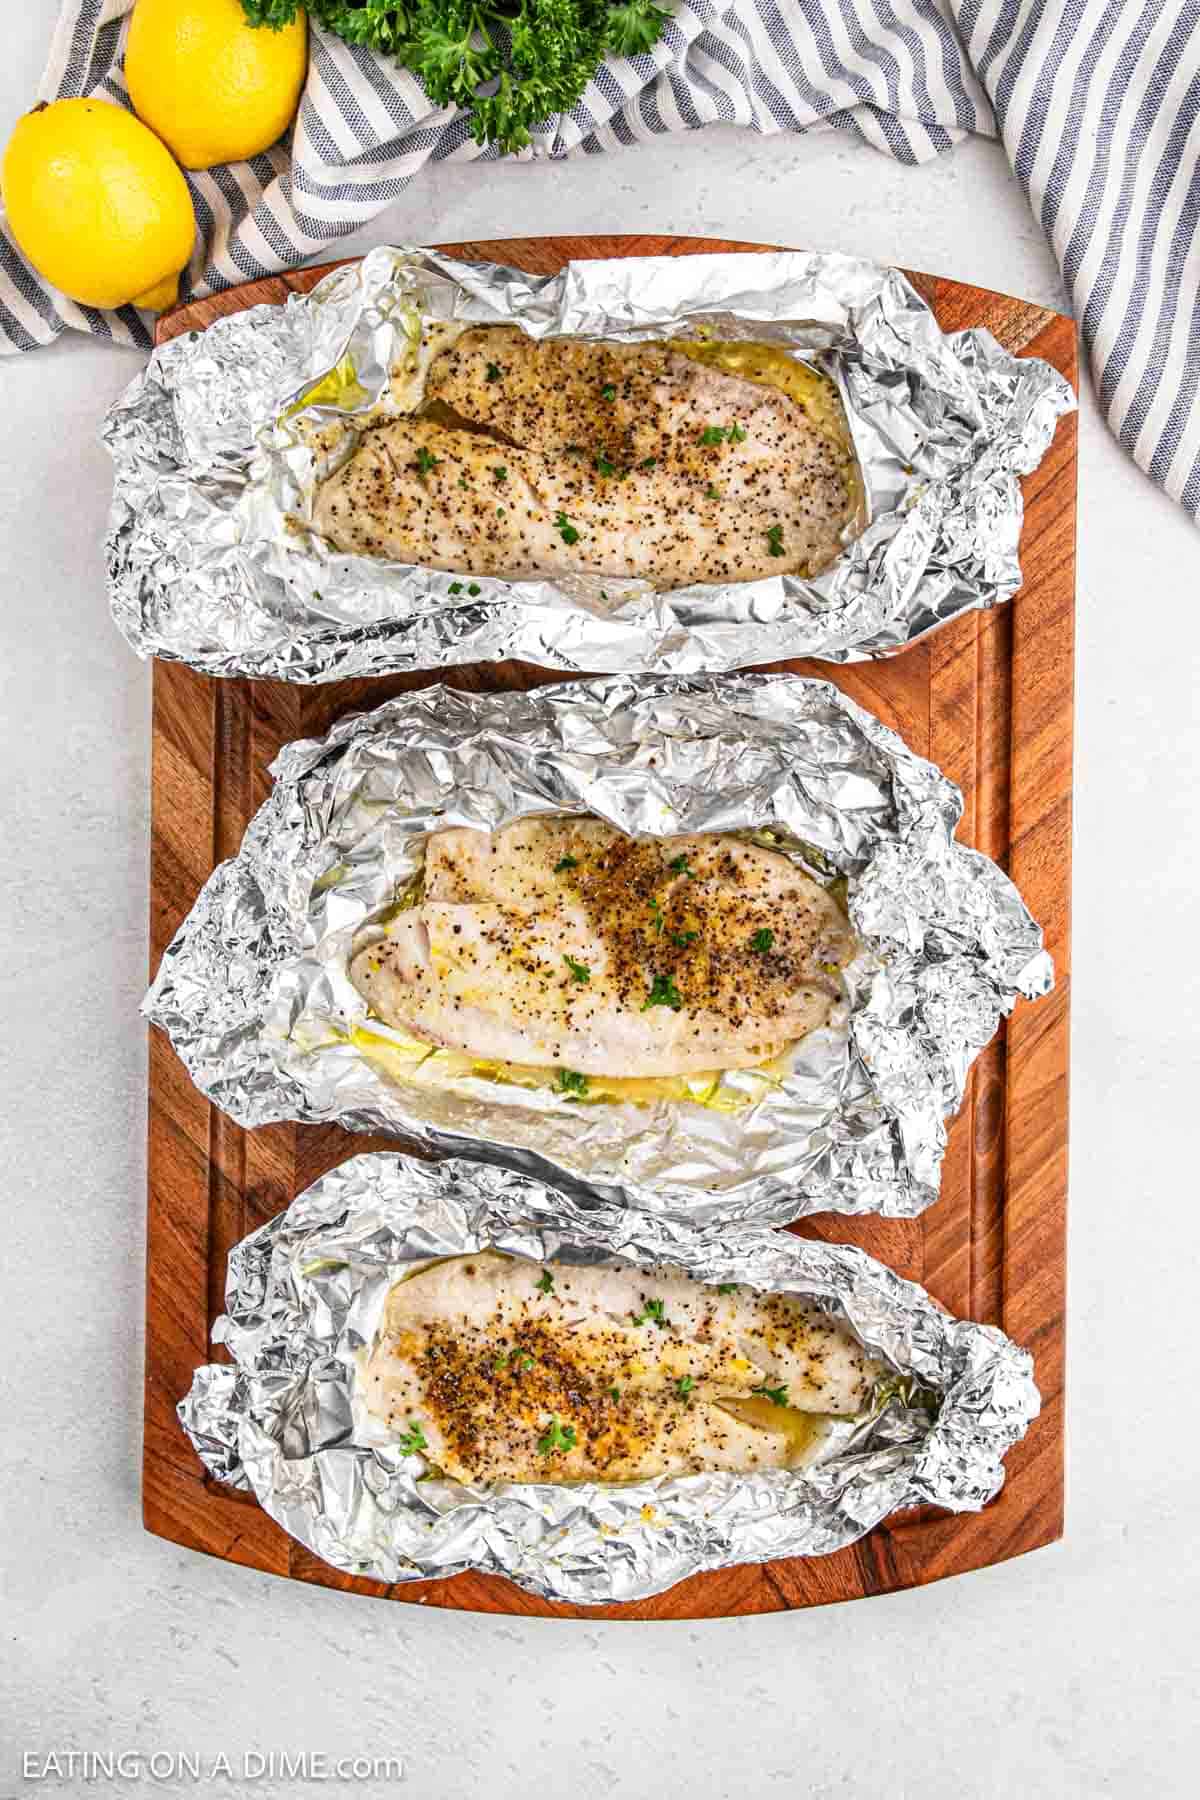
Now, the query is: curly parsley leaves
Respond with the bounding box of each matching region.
[564,954,591,984]
[242,3,670,156]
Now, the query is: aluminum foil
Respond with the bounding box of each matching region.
[179,1151,1040,1605]
[144,672,1051,1225]
[102,244,1075,682]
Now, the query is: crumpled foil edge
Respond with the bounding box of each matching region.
[178,1152,1040,1606]
[103,244,1075,682]
[144,672,1052,1226]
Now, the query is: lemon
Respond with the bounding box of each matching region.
[1,98,196,311]
[126,0,308,171]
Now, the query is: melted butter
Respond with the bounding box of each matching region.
[716,1396,830,1464]
[281,355,369,421]
[350,1023,794,1113]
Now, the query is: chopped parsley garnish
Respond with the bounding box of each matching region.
[675,1376,695,1399]
[667,854,696,879]
[648,897,665,934]
[700,422,747,448]
[467,582,481,596]
[766,524,785,557]
[536,1269,555,1295]
[750,928,775,952]
[396,1420,428,1455]
[414,446,439,474]
[705,483,720,500]
[486,362,502,382]
[642,973,683,1011]
[752,1384,789,1407]
[632,1298,668,1328]
[536,1416,577,1457]
[594,453,617,476]
[458,476,468,490]
[555,1068,590,1097]
[554,512,580,545]
[671,929,698,948]
[554,855,579,872]
[639,456,657,470]
[492,465,508,481]
[601,382,617,401]
[564,954,591,984]
[448,581,463,594]
[609,1386,621,1401]
[495,1347,535,1372]
[717,1283,737,1294]
[496,506,506,518]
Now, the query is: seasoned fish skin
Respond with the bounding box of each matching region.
[311,327,859,586]
[350,819,856,1079]
[362,1251,884,1484]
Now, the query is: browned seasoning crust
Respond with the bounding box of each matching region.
[349,819,857,1079]
[363,1254,884,1485]
[312,326,859,587]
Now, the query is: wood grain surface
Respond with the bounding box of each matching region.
[146,236,1076,1618]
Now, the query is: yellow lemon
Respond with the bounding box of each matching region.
[126,0,308,171]
[1,98,196,310]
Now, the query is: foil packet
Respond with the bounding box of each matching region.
[144,673,1051,1225]
[103,244,1074,683]
[179,1152,1040,1606]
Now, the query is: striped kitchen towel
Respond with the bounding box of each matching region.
[2,3,1197,514]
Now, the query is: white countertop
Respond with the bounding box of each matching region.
[3,9,1198,1797]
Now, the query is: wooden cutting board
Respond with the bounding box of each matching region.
[146,235,1075,1618]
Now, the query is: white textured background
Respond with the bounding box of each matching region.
[3,6,1200,1796]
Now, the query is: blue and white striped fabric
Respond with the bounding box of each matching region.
[3,2,1198,514]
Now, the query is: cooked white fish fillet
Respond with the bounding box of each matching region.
[362,1251,883,1483]
[311,326,859,586]
[349,818,856,1080]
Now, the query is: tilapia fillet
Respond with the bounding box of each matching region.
[312,326,860,587]
[349,819,856,1081]
[362,1252,883,1483]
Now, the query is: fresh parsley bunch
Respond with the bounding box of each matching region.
[241,0,671,154]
